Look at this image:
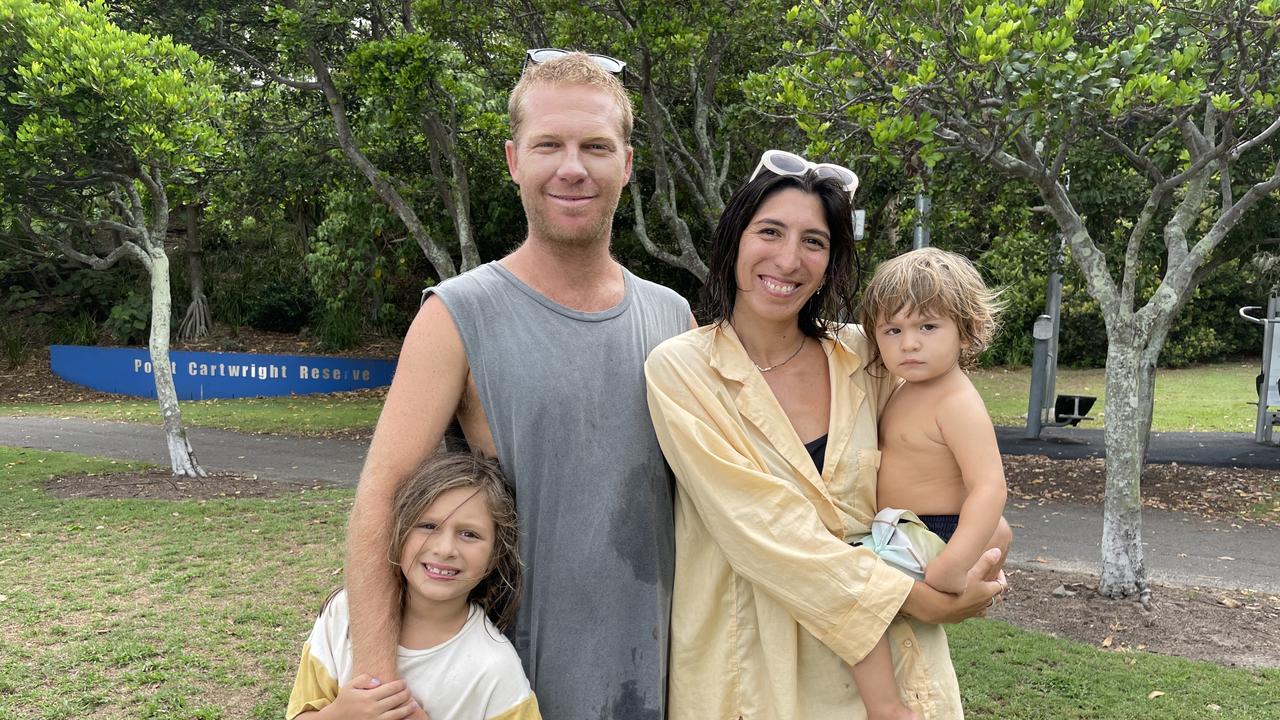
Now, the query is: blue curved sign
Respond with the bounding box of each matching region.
[49,345,396,400]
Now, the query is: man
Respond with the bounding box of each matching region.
[343,51,691,720]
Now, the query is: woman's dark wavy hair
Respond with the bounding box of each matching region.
[700,169,861,338]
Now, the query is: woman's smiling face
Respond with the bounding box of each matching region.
[732,187,831,328]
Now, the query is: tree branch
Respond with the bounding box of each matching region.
[214,38,321,92]
[1120,191,1166,310]
[1098,127,1163,185]
[1229,114,1280,161]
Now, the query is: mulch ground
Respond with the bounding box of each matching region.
[42,468,319,500]
[1004,454,1280,527]
[989,565,1280,670]
[998,455,1280,669]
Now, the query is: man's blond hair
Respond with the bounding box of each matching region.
[859,247,1004,368]
[508,52,633,144]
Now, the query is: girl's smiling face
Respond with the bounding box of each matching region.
[398,486,496,616]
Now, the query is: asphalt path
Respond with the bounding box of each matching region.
[997,425,1280,468]
[0,415,367,485]
[2,415,1278,593]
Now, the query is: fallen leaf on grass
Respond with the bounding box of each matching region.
[1148,691,1165,700]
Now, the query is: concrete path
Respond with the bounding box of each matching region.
[2,415,1278,593]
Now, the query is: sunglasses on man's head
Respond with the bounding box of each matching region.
[749,150,859,197]
[523,47,627,76]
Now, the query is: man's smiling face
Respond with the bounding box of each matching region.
[505,82,633,249]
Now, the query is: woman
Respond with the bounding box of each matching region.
[644,153,1004,719]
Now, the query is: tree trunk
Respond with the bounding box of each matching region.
[178,205,211,341]
[445,135,479,272]
[1098,332,1153,602]
[148,249,206,477]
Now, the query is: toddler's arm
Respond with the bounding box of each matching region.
[925,388,1007,594]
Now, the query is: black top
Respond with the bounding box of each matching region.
[804,433,829,475]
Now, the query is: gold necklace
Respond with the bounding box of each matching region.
[754,337,806,373]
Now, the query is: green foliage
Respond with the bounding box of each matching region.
[0,320,29,368]
[310,304,363,351]
[54,310,100,346]
[0,0,224,198]
[305,187,423,344]
[104,290,150,344]
[243,278,316,334]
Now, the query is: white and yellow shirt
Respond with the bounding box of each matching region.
[287,591,541,720]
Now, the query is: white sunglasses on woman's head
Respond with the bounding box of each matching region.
[749,150,859,197]
[523,48,627,76]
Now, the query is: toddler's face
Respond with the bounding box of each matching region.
[874,307,962,382]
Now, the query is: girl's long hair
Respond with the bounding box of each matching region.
[386,452,523,632]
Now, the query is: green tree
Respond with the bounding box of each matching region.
[0,0,225,476]
[117,0,524,282]
[767,0,1280,599]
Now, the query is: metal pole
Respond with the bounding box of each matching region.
[1043,233,1065,413]
[1025,315,1054,439]
[912,193,931,249]
[1257,297,1279,443]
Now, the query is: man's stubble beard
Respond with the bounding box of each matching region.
[521,190,621,250]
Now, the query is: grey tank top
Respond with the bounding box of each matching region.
[428,262,690,720]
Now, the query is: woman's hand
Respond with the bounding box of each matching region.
[900,548,1006,624]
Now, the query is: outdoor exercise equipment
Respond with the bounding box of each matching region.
[1238,297,1280,445]
[1024,231,1096,439]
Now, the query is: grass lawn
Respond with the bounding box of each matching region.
[970,360,1261,432]
[2,445,1276,719]
[0,446,350,719]
[0,393,384,436]
[0,361,1266,436]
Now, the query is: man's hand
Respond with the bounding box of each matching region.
[901,547,1006,624]
[324,675,429,720]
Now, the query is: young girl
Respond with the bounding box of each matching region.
[287,452,541,720]
[849,247,1012,720]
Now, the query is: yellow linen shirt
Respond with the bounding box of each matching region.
[645,323,963,720]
